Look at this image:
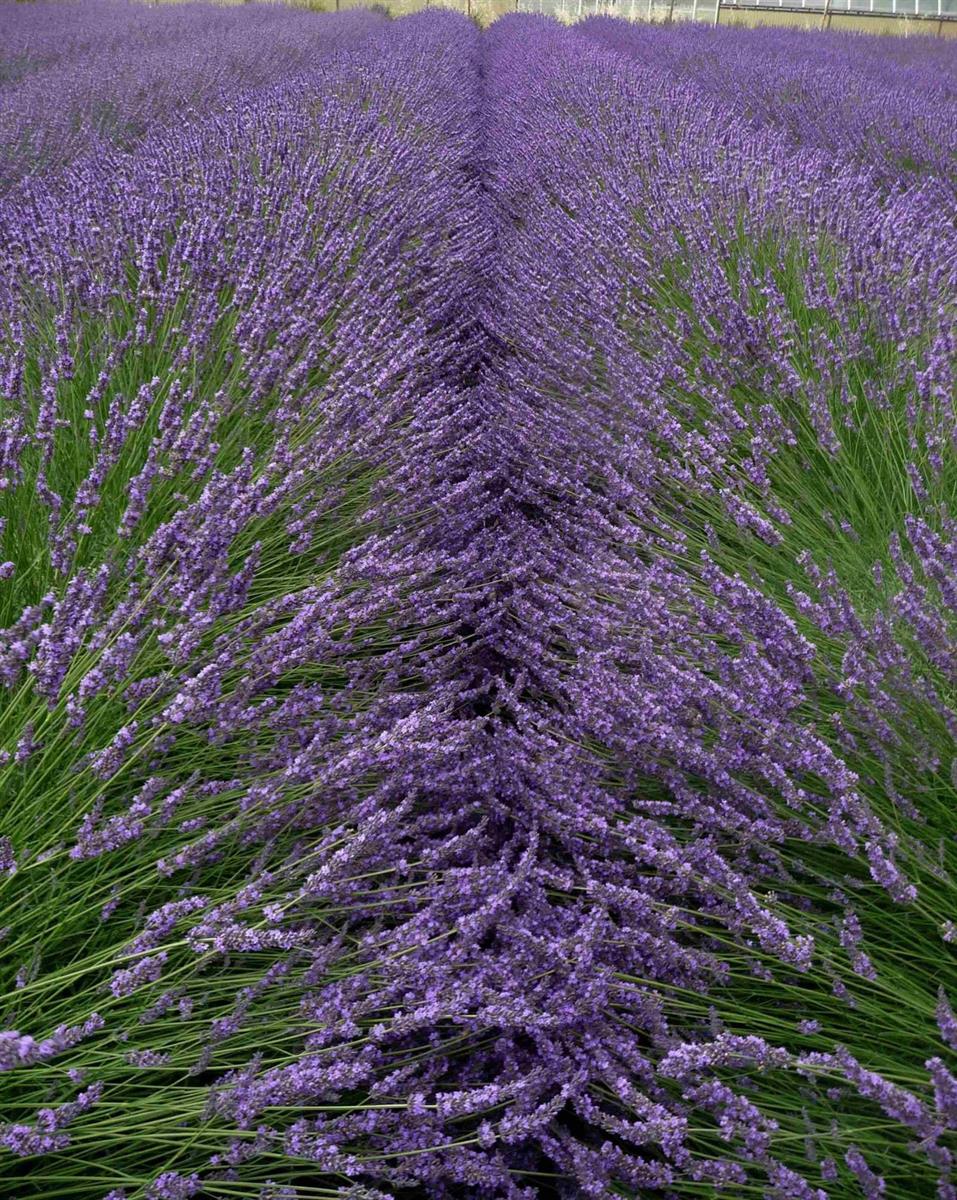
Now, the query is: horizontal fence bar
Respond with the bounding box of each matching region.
[717,3,956,17]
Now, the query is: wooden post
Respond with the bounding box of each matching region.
[667,0,676,21]
[712,0,720,25]
[820,0,832,30]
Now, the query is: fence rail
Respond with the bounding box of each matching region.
[719,0,957,19]
[506,0,957,19]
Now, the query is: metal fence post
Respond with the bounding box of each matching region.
[713,0,721,25]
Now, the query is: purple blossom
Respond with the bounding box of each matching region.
[108,953,168,1000]
[0,1014,104,1071]
[928,1057,957,1130]
[145,1173,201,1200]
[845,1146,886,1198]
[938,989,957,1051]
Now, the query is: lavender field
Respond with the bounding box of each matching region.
[0,3,955,1198]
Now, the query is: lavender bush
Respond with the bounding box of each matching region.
[0,4,954,1198]
[0,1,385,192]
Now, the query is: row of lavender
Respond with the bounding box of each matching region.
[487,16,957,1198]
[0,4,955,1198]
[0,1,386,193]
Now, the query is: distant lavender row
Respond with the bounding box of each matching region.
[579,16,957,186]
[0,6,955,1200]
[0,0,384,193]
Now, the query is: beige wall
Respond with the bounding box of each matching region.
[342,0,516,16]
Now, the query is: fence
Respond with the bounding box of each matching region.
[513,0,957,26]
[335,0,957,31]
